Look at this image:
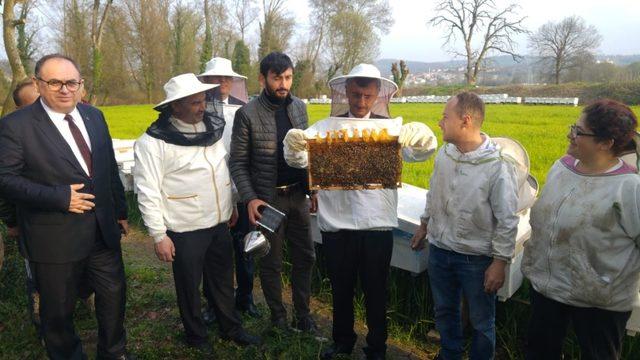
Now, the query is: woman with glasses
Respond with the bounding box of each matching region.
[522,99,640,360]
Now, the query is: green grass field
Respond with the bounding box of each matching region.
[2,103,640,359]
[100,103,640,189]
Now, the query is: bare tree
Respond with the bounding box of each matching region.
[391,60,409,96]
[258,0,295,59]
[233,0,258,41]
[308,0,393,81]
[16,0,39,69]
[122,0,172,103]
[429,0,527,85]
[528,16,601,85]
[1,0,29,116]
[170,2,201,74]
[213,0,237,57]
[199,0,212,71]
[88,0,114,104]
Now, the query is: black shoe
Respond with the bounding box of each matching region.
[237,303,261,318]
[321,343,352,360]
[363,346,386,360]
[225,330,262,347]
[292,316,325,340]
[271,316,291,331]
[202,307,216,326]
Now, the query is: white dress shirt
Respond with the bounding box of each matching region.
[41,99,92,176]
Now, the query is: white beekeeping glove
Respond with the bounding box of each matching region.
[283,128,308,152]
[399,122,435,148]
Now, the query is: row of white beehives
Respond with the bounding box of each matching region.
[309,98,332,104]
[524,97,579,106]
[312,95,584,105]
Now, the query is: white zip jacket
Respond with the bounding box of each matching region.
[421,135,519,261]
[134,117,233,243]
[522,156,640,312]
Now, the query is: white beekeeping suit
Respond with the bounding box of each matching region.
[283,63,438,231]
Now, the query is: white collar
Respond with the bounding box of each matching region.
[40,98,80,121]
[169,115,205,132]
[348,111,371,119]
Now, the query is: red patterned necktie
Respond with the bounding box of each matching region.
[64,114,92,177]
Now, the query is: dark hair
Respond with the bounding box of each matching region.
[454,92,485,124]
[582,99,638,156]
[34,53,81,78]
[259,52,293,77]
[12,80,35,107]
[345,77,381,89]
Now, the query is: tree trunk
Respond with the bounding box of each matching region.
[89,0,113,104]
[2,0,28,116]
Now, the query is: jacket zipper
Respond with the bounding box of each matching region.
[202,138,222,224]
[543,188,574,293]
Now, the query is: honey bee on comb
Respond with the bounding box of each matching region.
[306,126,402,189]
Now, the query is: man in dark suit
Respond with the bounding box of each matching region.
[0,54,133,360]
[198,57,260,320]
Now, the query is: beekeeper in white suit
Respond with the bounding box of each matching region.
[283,63,437,360]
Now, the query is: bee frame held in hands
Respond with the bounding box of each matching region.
[306,126,403,190]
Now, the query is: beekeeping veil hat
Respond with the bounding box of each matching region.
[198,57,249,104]
[493,137,539,214]
[328,63,398,118]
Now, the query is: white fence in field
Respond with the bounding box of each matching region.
[310,94,574,105]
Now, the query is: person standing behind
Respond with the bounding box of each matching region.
[229,52,317,332]
[0,79,45,337]
[0,54,132,360]
[198,57,259,319]
[411,92,519,360]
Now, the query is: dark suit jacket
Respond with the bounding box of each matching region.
[0,99,127,263]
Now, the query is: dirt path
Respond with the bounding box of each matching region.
[122,229,436,359]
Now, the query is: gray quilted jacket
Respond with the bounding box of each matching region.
[229,91,308,204]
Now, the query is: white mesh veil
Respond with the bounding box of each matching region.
[328,64,398,118]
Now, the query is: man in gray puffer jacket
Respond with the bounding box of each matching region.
[229,52,317,333]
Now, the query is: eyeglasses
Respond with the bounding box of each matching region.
[569,124,597,138]
[36,77,84,92]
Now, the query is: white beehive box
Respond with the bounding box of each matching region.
[112,139,136,192]
[310,183,532,301]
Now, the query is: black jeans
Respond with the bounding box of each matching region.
[260,187,315,321]
[33,237,126,360]
[321,230,393,356]
[203,203,255,309]
[526,288,631,360]
[168,224,242,345]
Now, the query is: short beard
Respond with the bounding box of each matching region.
[265,85,288,100]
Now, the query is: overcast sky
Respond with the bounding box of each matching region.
[288,0,640,62]
[1,0,637,63]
